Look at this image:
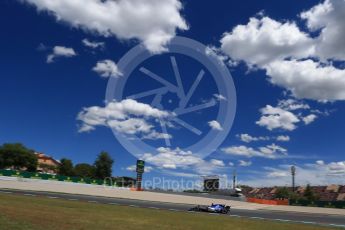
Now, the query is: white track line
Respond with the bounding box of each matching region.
[24,194,36,196]
[169,209,180,212]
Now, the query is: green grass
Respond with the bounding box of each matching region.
[0,193,340,230]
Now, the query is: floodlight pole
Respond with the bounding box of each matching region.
[232,169,237,189]
[291,165,296,192]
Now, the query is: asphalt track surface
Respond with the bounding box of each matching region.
[1,188,344,228]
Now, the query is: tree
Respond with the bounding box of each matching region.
[74,163,95,178]
[304,184,316,201]
[58,158,74,176]
[94,151,114,179]
[0,143,37,171]
[275,187,290,199]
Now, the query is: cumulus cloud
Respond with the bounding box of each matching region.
[210,159,225,167]
[237,133,269,143]
[259,143,287,156]
[141,147,203,169]
[221,143,287,159]
[302,114,318,125]
[256,105,300,131]
[301,0,345,61]
[92,60,122,78]
[256,100,319,131]
[327,161,345,175]
[238,160,252,167]
[220,16,314,67]
[276,135,290,142]
[208,120,223,131]
[82,38,105,49]
[23,0,188,53]
[219,0,345,102]
[77,99,171,139]
[265,59,345,101]
[267,171,288,178]
[126,165,153,173]
[316,160,325,166]
[142,131,172,140]
[139,147,230,176]
[47,46,76,63]
[277,99,310,111]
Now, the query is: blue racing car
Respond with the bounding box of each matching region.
[189,203,231,214]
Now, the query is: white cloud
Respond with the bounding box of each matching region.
[47,46,76,63]
[238,160,252,167]
[210,159,225,167]
[82,38,105,49]
[276,135,290,142]
[142,131,172,140]
[302,114,318,125]
[23,0,188,53]
[213,94,227,101]
[222,143,287,159]
[126,165,136,172]
[126,165,153,173]
[228,162,234,167]
[265,59,345,101]
[256,105,300,131]
[258,143,287,156]
[316,160,325,166]
[220,16,314,67]
[238,133,269,143]
[301,0,345,61]
[222,145,258,157]
[92,60,122,78]
[256,100,323,131]
[327,161,345,175]
[139,147,230,176]
[141,147,203,169]
[267,171,288,178]
[218,0,345,102]
[208,120,223,131]
[77,99,171,137]
[238,133,290,142]
[277,99,310,111]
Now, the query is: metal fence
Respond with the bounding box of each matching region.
[0,169,111,186]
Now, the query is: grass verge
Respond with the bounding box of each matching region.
[0,193,340,230]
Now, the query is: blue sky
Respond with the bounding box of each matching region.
[1,0,344,188]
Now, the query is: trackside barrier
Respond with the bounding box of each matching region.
[290,199,345,209]
[0,169,112,186]
[246,198,289,205]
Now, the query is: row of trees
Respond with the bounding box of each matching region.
[59,151,114,179]
[0,143,114,180]
[275,184,317,201]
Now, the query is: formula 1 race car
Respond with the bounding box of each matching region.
[189,203,231,214]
